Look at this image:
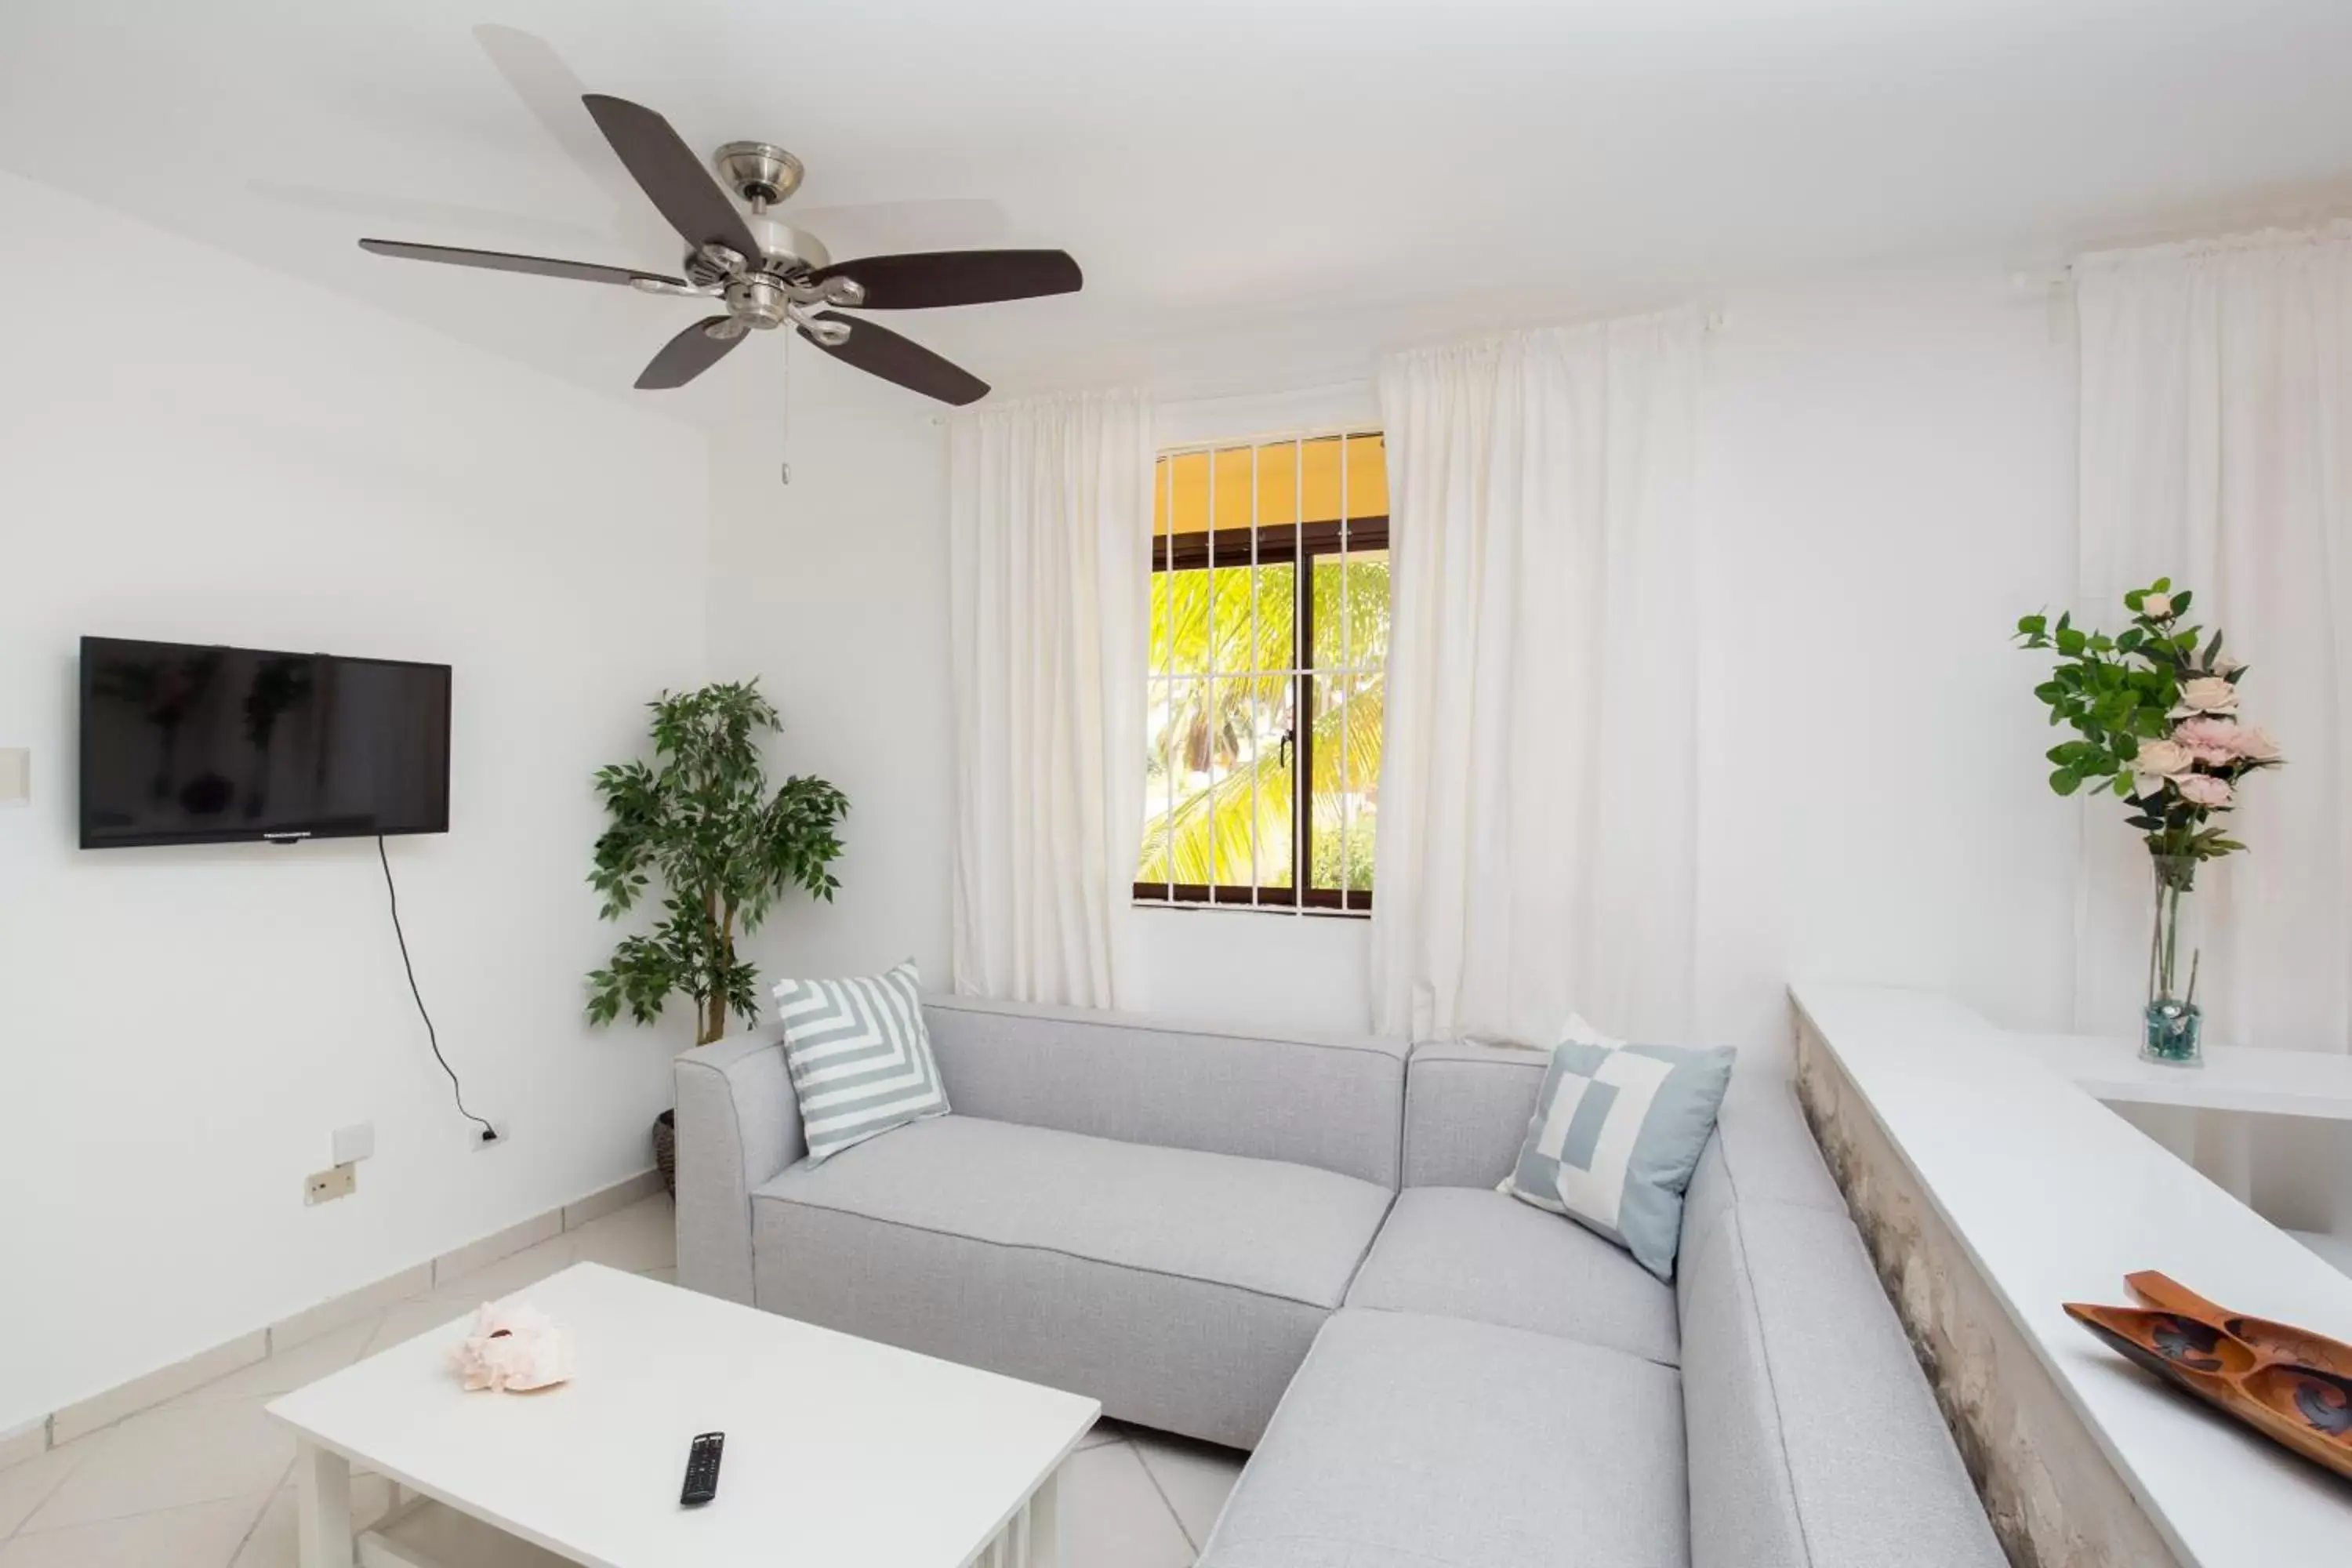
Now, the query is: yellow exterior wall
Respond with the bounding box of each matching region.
[1155,434,1388,535]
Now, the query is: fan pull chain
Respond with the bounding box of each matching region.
[779,327,793,486]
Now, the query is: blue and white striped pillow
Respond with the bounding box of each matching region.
[772,960,949,1165]
[1501,1034,1734,1281]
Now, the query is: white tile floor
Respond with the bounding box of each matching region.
[0,1195,1245,1566]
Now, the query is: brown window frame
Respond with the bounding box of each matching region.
[1135,514,1388,915]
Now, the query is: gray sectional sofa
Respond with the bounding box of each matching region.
[675,994,2005,1568]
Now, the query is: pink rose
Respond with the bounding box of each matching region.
[2233,725,2282,762]
[2132,739,2194,791]
[2172,717,2241,766]
[2172,676,2239,717]
[2176,774,2234,808]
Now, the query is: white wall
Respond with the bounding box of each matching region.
[705,379,956,992]
[702,259,2085,1048]
[0,171,710,1433]
[1692,263,2080,1044]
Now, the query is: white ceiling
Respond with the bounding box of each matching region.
[6,0,2352,425]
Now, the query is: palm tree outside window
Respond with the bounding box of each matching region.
[1137,432,1388,913]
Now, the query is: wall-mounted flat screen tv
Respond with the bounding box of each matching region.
[79,636,452,849]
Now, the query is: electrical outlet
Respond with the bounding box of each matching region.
[0,749,27,808]
[304,1163,357,1206]
[470,1120,510,1152]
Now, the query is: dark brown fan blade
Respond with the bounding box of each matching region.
[797,312,988,405]
[580,93,760,259]
[636,317,746,390]
[807,249,1082,310]
[358,238,684,289]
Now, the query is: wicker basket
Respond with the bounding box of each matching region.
[652,1109,677,1197]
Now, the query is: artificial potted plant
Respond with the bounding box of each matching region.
[586,681,849,1189]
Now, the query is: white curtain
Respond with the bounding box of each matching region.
[1370,310,1701,1046]
[2074,228,2352,1052]
[947,390,1152,1009]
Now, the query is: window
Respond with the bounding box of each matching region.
[1137,432,1389,913]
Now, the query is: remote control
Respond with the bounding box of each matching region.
[680,1431,724,1506]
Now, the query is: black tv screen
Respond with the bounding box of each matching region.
[79,637,451,849]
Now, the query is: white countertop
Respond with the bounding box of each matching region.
[1789,983,2352,1566]
[2013,1030,2352,1122]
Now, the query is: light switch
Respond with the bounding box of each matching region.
[0,749,26,807]
[332,1122,376,1165]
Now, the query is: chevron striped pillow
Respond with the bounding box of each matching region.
[772,960,950,1165]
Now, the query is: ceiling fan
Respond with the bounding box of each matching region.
[358,93,1081,405]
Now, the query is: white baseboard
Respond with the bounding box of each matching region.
[0,1418,46,1471]
[8,1167,665,1469]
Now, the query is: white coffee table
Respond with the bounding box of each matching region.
[266,1262,1099,1568]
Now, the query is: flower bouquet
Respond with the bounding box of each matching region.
[2017,579,2285,1065]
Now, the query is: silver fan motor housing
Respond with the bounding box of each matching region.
[722,274,791,330]
[653,143,855,334]
[713,142,804,208]
[684,214,832,280]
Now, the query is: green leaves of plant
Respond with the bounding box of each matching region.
[2016,577,2267,862]
[584,680,851,1043]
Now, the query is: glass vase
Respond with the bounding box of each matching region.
[2141,854,2204,1067]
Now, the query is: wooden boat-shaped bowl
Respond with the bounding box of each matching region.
[2063,1273,2352,1483]
[2127,1269,2352,1379]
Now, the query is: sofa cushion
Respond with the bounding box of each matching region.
[751,1114,1393,1449]
[926,996,1409,1187]
[1345,1187,1679,1367]
[1677,1059,1849,1325]
[1200,1308,1689,1568]
[1679,1202,2006,1568]
[1401,1040,1550,1189]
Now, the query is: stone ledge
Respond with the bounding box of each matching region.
[1795,1019,2180,1568]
